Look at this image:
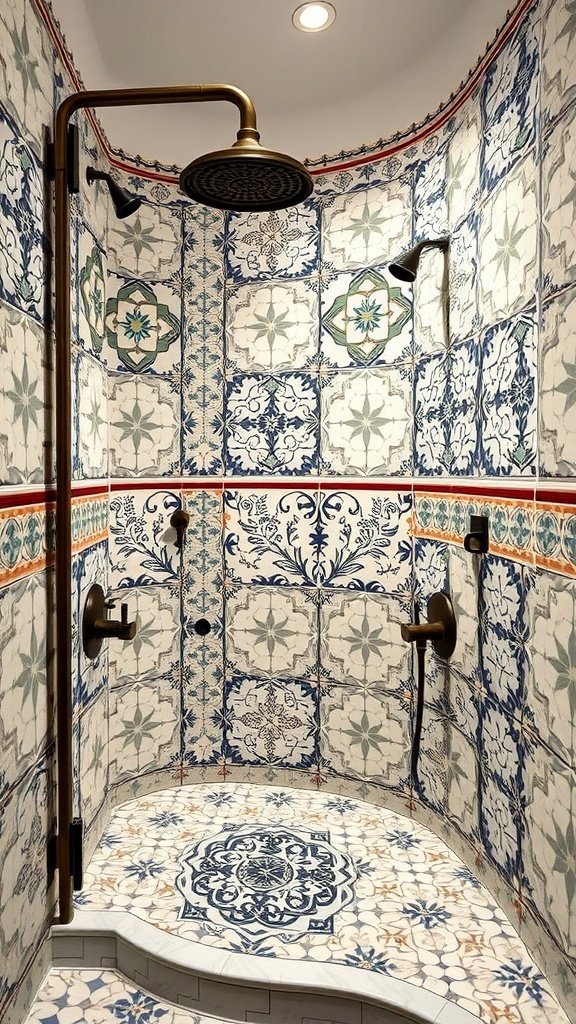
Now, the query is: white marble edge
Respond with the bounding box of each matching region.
[51,910,483,1024]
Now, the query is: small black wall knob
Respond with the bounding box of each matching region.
[194,618,211,637]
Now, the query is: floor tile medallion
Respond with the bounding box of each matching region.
[76,785,570,1024]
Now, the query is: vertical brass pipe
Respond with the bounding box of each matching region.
[53,83,259,924]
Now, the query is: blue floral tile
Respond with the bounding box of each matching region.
[480,555,529,711]
[418,713,480,839]
[448,212,479,342]
[479,762,523,882]
[223,673,319,767]
[539,286,576,476]
[447,98,482,229]
[320,267,412,368]
[109,489,181,588]
[414,539,448,604]
[223,488,412,592]
[541,112,576,296]
[480,10,539,192]
[480,311,537,475]
[414,340,480,475]
[225,373,319,475]
[321,367,413,476]
[412,142,449,239]
[0,110,45,322]
[226,279,319,372]
[225,202,320,282]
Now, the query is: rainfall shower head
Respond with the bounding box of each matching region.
[180,134,314,212]
[86,166,142,220]
[389,237,449,282]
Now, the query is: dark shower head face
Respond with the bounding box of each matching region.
[388,260,417,283]
[180,145,314,212]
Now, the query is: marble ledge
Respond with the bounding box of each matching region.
[51,910,484,1024]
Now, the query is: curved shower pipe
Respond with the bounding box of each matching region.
[53,85,260,924]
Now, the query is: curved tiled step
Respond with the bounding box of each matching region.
[56,784,569,1024]
[26,967,246,1024]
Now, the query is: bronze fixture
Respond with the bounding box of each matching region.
[82,584,137,659]
[86,166,141,219]
[401,591,457,659]
[53,83,312,924]
[464,514,490,554]
[170,508,190,553]
[389,237,450,342]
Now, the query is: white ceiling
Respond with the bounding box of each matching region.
[51,0,513,168]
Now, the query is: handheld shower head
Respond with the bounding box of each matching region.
[180,134,314,212]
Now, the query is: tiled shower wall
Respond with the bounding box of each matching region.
[102,0,575,1011]
[0,0,112,1019]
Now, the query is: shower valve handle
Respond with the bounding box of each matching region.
[400,591,456,660]
[401,621,445,643]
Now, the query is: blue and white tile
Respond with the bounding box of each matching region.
[107,200,181,280]
[318,488,412,593]
[413,248,447,358]
[0,111,45,321]
[479,760,523,882]
[321,368,412,476]
[541,112,576,295]
[0,769,55,1017]
[321,267,412,367]
[226,279,319,371]
[0,303,50,484]
[541,0,576,129]
[320,591,410,694]
[224,674,318,767]
[418,714,479,840]
[527,569,576,769]
[448,212,478,342]
[449,547,481,698]
[108,584,180,686]
[226,586,317,678]
[74,351,108,480]
[478,155,538,325]
[322,181,411,271]
[78,692,109,831]
[109,489,181,588]
[109,676,180,786]
[414,538,448,604]
[108,374,180,477]
[522,741,575,959]
[226,202,320,282]
[480,10,539,192]
[181,204,225,476]
[225,373,319,475]
[447,97,482,229]
[78,225,106,359]
[0,572,51,792]
[539,286,576,476]
[224,488,320,588]
[0,0,53,159]
[321,686,410,786]
[414,342,479,476]
[480,555,529,710]
[480,311,537,475]
[413,144,449,239]
[105,275,181,374]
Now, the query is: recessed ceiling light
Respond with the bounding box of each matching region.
[292,2,336,33]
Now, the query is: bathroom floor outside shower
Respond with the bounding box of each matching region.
[28,785,569,1024]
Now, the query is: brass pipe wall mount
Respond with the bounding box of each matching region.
[53,84,313,925]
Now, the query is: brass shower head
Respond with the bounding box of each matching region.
[180,131,314,212]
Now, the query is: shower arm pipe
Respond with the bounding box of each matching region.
[53,83,258,925]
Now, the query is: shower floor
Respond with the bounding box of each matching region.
[70,784,566,1024]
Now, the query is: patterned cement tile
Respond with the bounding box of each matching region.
[77,785,569,1024]
[26,968,235,1024]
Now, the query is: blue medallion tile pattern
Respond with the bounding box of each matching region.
[480,312,537,475]
[0,303,49,485]
[320,591,410,694]
[0,110,45,322]
[321,685,410,786]
[225,586,317,679]
[321,267,412,367]
[176,823,356,937]
[225,203,320,282]
[481,10,539,192]
[226,279,319,372]
[108,374,180,477]
[107,200,181,280]
[223,675,318,767]
[225,373,319,475]
[0,0,53,160]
